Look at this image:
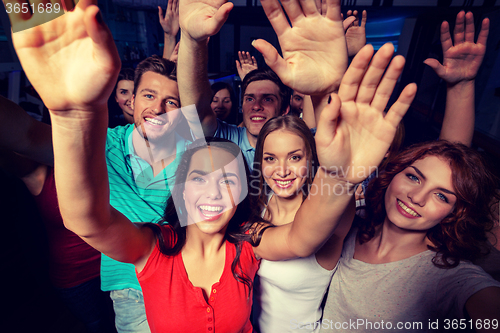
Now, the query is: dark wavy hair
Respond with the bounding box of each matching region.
[143,137,257,292]
[359,140,499,268]
[133,55,177,96]
[250,116,319,222]
[242,69,291,115]
[211,81,239,124]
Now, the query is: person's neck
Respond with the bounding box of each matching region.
[184,225,227,258]
[246,129,257,148]
[132,129,178,177]
[359,218,431,263]
[267,192,303,226]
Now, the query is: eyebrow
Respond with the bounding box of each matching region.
[244,93,278,99]
[188,169,240,180]
[410,166,457,196]
[139,88,157,95]
[264,149,303,156]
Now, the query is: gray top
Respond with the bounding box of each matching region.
[320,229,500,333]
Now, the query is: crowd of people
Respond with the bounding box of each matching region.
[1,0,499,332]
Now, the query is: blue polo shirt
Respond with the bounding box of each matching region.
[214,119,255,170]
[101,124,190,292]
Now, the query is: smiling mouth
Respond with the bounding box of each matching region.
[198,205,225,221]
[274,179,294,189]
[397,199,420,217]
[145,117,165,126]
[250,116,266,121]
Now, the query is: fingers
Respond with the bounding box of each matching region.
[476,17,489,47]
[84,5,121,71]
[315,93,341,147]
[356,43,395,105]
[464,11,475,43]
[238,51,252,64]
[370,55,406,113]
[440,20,453,53]
[384,83,417,128]
[343,16,356,31]
[352,10,359,26]
[324,0,341,22]
[453,10,465,45]
[252,39,288,80]
[338,44,374,102]
[360,10,367,27]
[158,6,164,20]
[260,0,290,37]
[298,0,320,17]
[206,2,233,36]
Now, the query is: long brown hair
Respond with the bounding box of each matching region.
[144,138,255,292]
[359,140,499,268]
[251,116,319,222]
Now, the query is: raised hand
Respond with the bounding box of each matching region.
[424,11,489,85]
[5,0,120,112]
[159,0,180,37]
[344,10,367,57]
[253,0,348,95]
[235,51,258,81]
[315,43,417,184]
[179,0,233,42]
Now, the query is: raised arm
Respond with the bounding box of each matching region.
[0,95,53,166]
[7,0,154,268]
[424,11,489,147]
[159,0,179,60]
[252,15,417,260]
[177,0,232,138]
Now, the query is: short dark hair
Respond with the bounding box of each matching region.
[133,55,177,96]
[242,69,291,115]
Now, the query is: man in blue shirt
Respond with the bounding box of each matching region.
[212,69,291,170]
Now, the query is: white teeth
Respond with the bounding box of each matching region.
[397,200,420,217]
[276,180,292,185]
[199,205,223,212]
[251,117,265,121]
[145,117,164,125]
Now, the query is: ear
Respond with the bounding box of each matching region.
[131,95,136,110]
[282,105,290,116]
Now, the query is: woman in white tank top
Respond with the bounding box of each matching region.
[250,116,355,333]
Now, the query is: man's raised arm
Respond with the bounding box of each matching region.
[177,0,233,138]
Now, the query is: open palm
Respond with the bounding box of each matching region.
[8,0,120,111]
[424,11,489,85]
[253,0,347,95]
[179,0,233,41]
[315,44,416,184]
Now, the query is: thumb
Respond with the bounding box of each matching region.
[423,58,445,77]
[208,2,233,36]
[84,6,121,73]
[315,94,341,148]
[343,16,356,31]
[252,39,287,81]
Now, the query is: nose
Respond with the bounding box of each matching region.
[276,160,290,178]
[151,99,165,115]
[214,100,223,109]
[252,99,263,111]
[205,178,223,200]
[407,188,426,207]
